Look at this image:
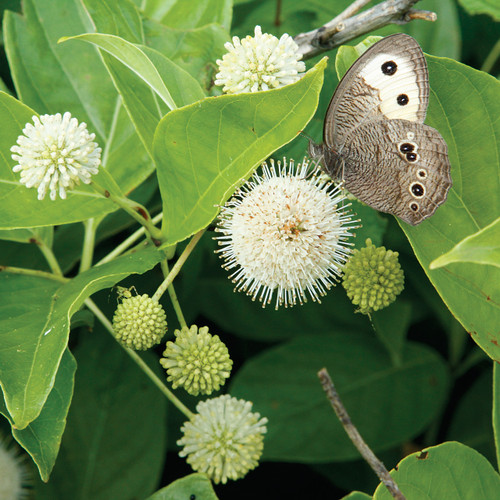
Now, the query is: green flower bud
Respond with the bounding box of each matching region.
[112,294,167,350]
[342,238,404,315]
[160,325,232,396]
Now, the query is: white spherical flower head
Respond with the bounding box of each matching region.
[11,112,101,200]
[216,158,358,308]
[215,25,306,94]
[177,395,268,484]
[0,434,30,499]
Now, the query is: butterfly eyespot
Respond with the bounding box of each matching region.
[399,143,414,153]
[410,202,419,212]
[410,182,425,197]
[406,152,418,162]
[397,94,409,106]
[417,169,427,178]
[381,60,397,75]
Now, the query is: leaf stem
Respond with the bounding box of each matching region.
[152,229,206,302]
[161,260,187,328]
[85,297,194,419]
[96,212,164,266]
[36,238,64,276]
[318,367,406,500]
[79,218,98,273]
[0,265,68,283]
[91,179,163,243]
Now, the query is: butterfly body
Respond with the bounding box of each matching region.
[309,34,451,225]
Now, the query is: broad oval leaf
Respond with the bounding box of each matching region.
[373,442,500,499]
[0,246,165,428]
[230,333,450,462]
[430,216,500,269]
[154,58,327,245]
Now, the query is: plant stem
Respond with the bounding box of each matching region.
[481,37,500,74]
[152,229,206,302]
[91,179,163,243]
[161,260,187,328]
[318,367,406,500]
[85,297,194,419]
[36,239,64,276]
[79,218,97,273]
[96,212,163,266]
[0,265,68,283]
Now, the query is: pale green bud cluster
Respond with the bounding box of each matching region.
[342,238,404,315]
[112,294,167,350]
[160,325,233,396]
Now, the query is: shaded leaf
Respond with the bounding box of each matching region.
[147,473,218,500]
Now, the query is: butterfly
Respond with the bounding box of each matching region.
[308,33,452,226]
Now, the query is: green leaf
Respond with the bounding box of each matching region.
[457,0,500,20]
[430,216,500,269]
[0,349,76,481]
[144,21,228,92]
[3,0,152,195]
[336,38,500,362]
[494,363,500,469]
[143,0,232,31]
[371,300,412,366]
[447,366,496,465]
[82,0,144,43]
[373,442,500,499]
[154,58,327,245]
[230,333,450,462]
[341,493,372,500]
[147,473,218,500]
[0,247,165,429]
[61,33,177,110]
[35,331,167,499]
[0,226,53,245]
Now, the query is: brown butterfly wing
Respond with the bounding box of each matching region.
[337,119,451,225]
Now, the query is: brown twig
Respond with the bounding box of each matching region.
[294,0,435,60]
[317,367,406,500]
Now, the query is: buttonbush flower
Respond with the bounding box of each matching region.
[215,158,357,308]
[112,294,167,350]
[11,112,101,200]
[215,25,306,94]
[178,395,268,484]
[0,433,30,499]
[342,238,405,315]
[160,325,232,396]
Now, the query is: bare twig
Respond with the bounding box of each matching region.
[318,368,407,500]
[295,0,436,60]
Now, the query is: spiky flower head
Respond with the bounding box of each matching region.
[11,112,101,200]
[215,157,357,308]
[178,395,268,484]
[112,294,167,350]
[215,25,306,94]
[342,238,404,315]
[0,433,31,499]
[160,325,232,396]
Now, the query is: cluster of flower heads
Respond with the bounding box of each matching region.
[160,325,232,396]
[177,395,268,484]
[215,25,306,94]
[342,238,405,315]
[112,292,167,350]
[11,112,101,200]
[216,157,358,308]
